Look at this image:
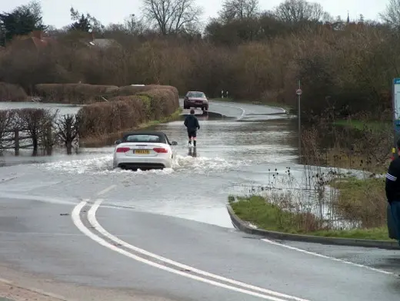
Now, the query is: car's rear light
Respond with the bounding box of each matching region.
[116,147,130,153]
[153,147,168,153]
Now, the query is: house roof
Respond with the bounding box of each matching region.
[7,31,57,51]
[80,37,120,49]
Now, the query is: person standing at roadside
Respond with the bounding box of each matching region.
[385,138,400,245]
[184,109,200,147]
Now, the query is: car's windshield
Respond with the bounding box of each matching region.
[125,134,161,142]
[188,92,205,98]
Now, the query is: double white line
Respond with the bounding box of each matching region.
[72,198,309,301]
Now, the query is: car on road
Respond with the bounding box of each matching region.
[112,131,178,171]
[183,91,209,111]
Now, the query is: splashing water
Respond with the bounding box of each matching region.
[39,153,248,175]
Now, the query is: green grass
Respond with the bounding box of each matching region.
[332,119,391,131]
[142,107,182,127]
[327,176,387,229]
[229,195,391,241]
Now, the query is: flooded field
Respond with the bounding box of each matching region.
[0,102,82,115]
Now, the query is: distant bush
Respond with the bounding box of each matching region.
[34,83,119,104]
[77,87,179,139]
[0,82,28,102]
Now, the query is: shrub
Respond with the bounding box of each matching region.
[77,87,179,138]
[0,82,28,102]
[34,83,119,104]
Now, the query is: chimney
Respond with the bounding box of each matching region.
[32,30,43,40]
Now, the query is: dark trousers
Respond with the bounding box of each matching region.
[390,201,400,246]
[187,130,197,139]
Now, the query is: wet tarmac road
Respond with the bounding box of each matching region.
[0,100,399,300]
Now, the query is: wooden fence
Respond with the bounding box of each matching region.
[0,108,80,156]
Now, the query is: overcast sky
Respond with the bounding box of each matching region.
[0,0,389,29]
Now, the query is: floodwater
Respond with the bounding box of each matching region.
[0,100,356,228]
[0,102,82,116]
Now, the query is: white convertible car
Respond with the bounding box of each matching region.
[112,131,178,171]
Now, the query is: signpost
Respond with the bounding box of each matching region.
[296,81,302,159]
[392,78,400,159]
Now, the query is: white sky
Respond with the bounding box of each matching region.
[0,0,389,28]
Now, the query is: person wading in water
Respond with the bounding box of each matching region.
[184,109,200,147]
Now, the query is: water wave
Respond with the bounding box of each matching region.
[40,153,248,175]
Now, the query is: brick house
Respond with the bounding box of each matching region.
[8,30,57,52]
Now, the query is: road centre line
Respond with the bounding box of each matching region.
[71,200,308,301]
[96,185,117,197]
[261,239,398,277]
[211,102,246,120]
[88,199,307,300]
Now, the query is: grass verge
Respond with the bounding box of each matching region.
[80,108,182,147]
[229,195,390,241]
[328,177,387,229]
[332,119,391,131]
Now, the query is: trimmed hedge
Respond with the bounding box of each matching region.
[0,82,28,102]
[34,83,179,105]
[77,88,180,138]
[35,83,119,104]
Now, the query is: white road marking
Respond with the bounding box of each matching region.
[72,200,308,301]
[0,175,19,183]
[96,185,117,196]
[261,238,398,276]
[212,102,246,120]
[88,200,307,300]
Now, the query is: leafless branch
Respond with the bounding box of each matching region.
[142,0,204,35]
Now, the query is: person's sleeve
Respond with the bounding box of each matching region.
[386,160,400,201]
[196,118,200,129]
[184,117,187,127]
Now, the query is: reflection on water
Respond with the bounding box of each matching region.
[188,147,198,157]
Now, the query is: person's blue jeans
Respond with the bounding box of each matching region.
[390,201,400,246]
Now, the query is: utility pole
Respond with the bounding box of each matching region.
[296,80,302,160]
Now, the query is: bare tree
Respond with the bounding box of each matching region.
[274,0,329,24]
[55,114,80,155]
[17,108,56,156]
[0,110,14,152]
[219,0,260,23]
[380,0,400,28]
[141,0,204,35]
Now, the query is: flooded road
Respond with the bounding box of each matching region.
[1,100,400,301]
[0,100,300,228]
[0,101,82,115]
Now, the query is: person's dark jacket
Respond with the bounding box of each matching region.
[184,115,200,132]
[386,157,400,202]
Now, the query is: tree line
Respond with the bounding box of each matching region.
[1,0,400,119]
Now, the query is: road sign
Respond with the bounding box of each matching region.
[392,78,400,158]
[393,78,400,120]
[296,89,302,96]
